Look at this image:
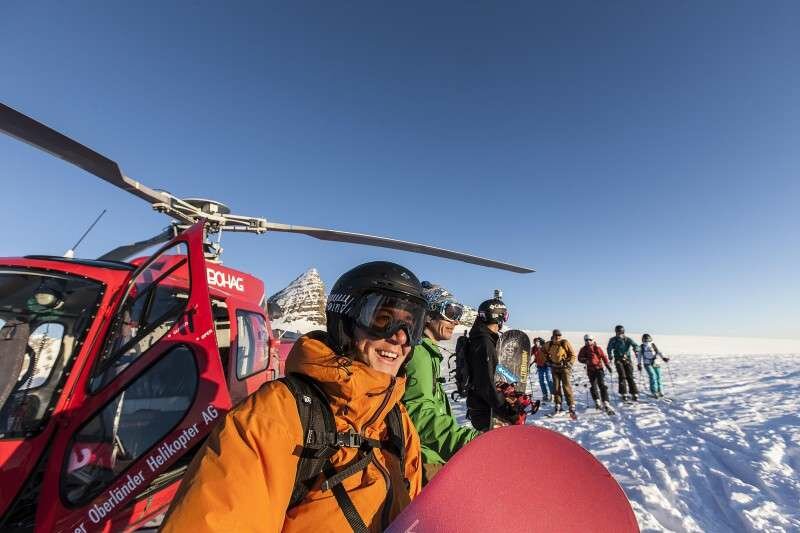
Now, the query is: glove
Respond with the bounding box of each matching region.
[637,363,642,371]
[496,402,519,425]
[663,357,670,362]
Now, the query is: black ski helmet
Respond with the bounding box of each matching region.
[642,333,652,342]
[326,261,425,357]
[477,298,508,325]
[615,325,625,335]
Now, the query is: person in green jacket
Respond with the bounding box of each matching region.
[607,324,640,401]
[403,282,480,485]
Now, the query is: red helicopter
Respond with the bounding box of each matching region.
[0,103,533,533]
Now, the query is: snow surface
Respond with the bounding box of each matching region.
[437,333,800,532]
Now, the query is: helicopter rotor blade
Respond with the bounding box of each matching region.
[0,103,168,206]
[264,222,534,273]
[97,227,177,262]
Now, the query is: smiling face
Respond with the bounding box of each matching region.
[352,306,414,376]
[425,316,457,342]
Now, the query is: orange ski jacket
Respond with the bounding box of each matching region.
[162,333,422,532]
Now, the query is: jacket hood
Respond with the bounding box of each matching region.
[469,320,499,343]
[285,331,407,437]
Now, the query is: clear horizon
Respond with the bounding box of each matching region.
[2,3,798,338]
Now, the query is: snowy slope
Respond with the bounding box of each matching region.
[438,336,800,533]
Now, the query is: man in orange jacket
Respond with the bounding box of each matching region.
[543,330,577,417]
[162,262,424,532]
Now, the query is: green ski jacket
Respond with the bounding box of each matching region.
[402,337,480,465]
[607,335,639,361]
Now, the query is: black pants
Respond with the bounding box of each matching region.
[467,408,491,431]
[614,358,638,396]
[587,368,609,403]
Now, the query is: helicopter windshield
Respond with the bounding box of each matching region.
[0,270,103,439]
[90,243,190,392]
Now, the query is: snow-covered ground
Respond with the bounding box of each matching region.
[439,334,800,533]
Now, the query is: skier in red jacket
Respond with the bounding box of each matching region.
[577,334,614,414]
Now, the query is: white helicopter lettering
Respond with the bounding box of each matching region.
[206,267,245,292]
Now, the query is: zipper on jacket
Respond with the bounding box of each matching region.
[371,453,393,530]
[355,376,396,530]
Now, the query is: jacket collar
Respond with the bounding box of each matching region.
[420,337,443,361]
[470,321,499,343]
[285,332,406,436]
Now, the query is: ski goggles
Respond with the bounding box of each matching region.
[429,300,465,323]
[350,291,427,346]
[491,308,509,323]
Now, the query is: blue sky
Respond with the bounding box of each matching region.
[1,2,798,338]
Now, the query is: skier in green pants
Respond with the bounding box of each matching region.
[403,282,480,485]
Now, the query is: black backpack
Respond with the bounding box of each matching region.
[449,331,472,401]
[279,373,407,532]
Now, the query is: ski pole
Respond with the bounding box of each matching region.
[528,366,536,396]
[665,361,675,395]
[610,367,617,399]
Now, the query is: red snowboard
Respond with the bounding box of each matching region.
[388,425,639,532]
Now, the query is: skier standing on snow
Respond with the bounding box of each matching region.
[607,324,639,401]
[163,262,424,532]
[543,329,577,417]
[403,282,480,485]
[466,297,518,431]
[531,336,553,402]
[577,334,614,413]
[637,333,670,397]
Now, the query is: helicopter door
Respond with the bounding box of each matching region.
[37,221,231,533]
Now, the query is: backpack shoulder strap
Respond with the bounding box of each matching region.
[280,373,339,510]
[281,374,406,531]
[383,405,408,489]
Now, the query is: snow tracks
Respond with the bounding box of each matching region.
[540,354,800,532]
[448,353,800,532]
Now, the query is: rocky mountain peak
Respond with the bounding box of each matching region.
[268,268,327,328]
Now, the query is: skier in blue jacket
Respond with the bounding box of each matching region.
[606,325,639,401]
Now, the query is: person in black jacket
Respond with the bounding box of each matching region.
[466,298,517,431]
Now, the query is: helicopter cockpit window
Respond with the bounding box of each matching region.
[62,345,198,506]
[91,244,190,392]
[0,270,103,439]
[235,311,268,379]
[18,323,65,390]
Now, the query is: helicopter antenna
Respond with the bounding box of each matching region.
[65,209,107,258]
